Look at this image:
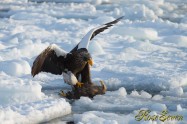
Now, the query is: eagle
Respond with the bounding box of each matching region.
[31,16,123,88]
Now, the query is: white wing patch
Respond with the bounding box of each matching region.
[50,44,68,57]
[78,25,106,49]
[62,71,78,86]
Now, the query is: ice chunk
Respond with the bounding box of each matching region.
[111,27,158,40]
[161,87,183,97]
[150,103,167,111]
[90,16,115,24]
[169,73,187,88]
[10,12,54,21]
[177,104,183,112]
[140,91,152,99]
[0,73,45,106]
[105,87,127,97]
[130,90,152,99]
[0,43,5,50]
[0,98,71,123]
[89,41,105,55]
[104,78,122,90]
[0,40,49,60]
[0,59,31,76]
[181,16,187,24]
[130,90,140,97]
[172,87,184,96]
[74,111,132,124]
[163,35,187,48]
[91,0,102,5]
[152,95,163,101]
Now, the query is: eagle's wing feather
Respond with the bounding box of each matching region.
[31,44,68,77]
[70,16,124,52]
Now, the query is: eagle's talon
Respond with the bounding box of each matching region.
[100,80,104,83]
[76,82,84,87]
[59,91,66,97]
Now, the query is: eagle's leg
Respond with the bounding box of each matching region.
[76,82,84,87]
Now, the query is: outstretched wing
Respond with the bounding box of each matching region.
[70,16,124,52]
[31,44,68,77]
[70,17,123,84]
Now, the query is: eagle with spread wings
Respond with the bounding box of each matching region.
[31,16,123,88]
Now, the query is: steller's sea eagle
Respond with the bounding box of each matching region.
[31,16,124,88]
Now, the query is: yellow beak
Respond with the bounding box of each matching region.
[88,58,93,66]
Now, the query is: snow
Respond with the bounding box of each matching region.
[0,72,45,106]
[150,103,167,111]
[0,59,31,76]
[0,98,71,124]
[163,35,187,48]
[161,87,184,97]
[135,90,153,99]
[74,111,126,124]
[89,41,105,55]
[152,95,163,101]
[111,27,159,41]
[105,87,127,97]
[177,105,183,112]
[0,0,187,123]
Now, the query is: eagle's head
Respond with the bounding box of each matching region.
[77,48,93,66]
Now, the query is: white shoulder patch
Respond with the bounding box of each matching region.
[50,44,68,57]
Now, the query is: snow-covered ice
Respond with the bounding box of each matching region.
[0,98,71,124]
[0,72,44,106]
[0,0,187,123]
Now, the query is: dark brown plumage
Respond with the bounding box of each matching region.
[32,46,65,76]
[64,48,91,76]
[32,45,92,87]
